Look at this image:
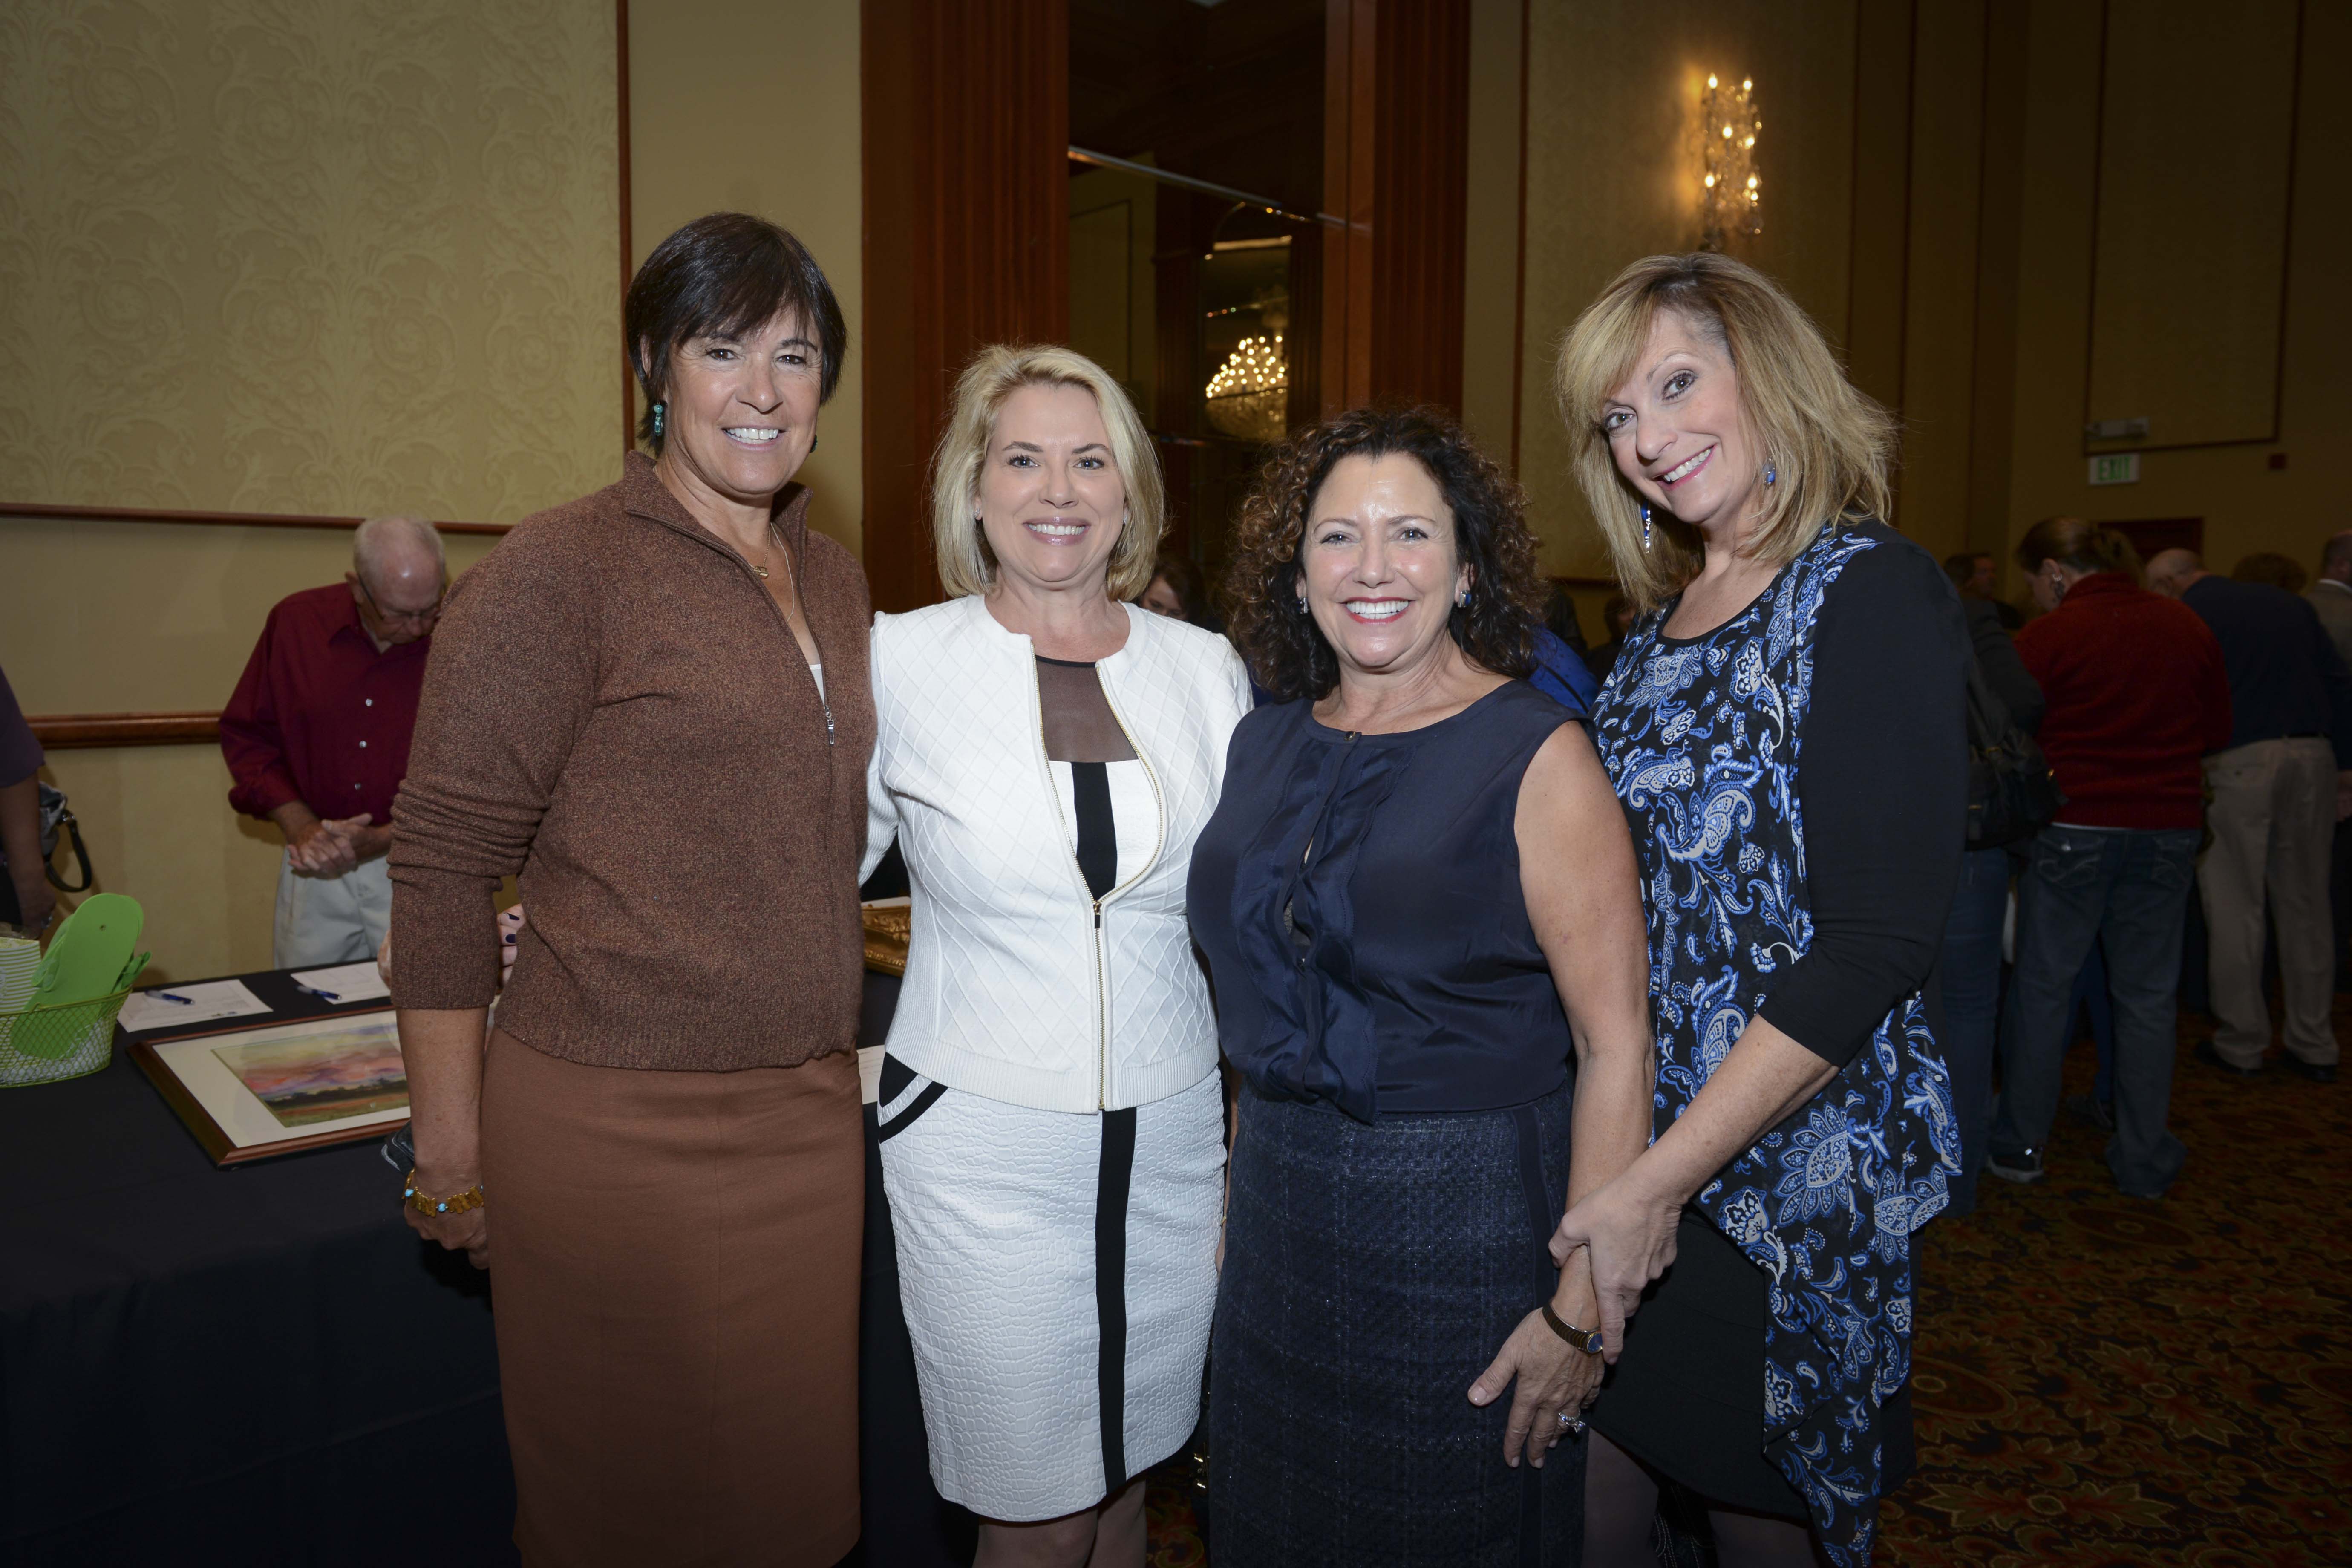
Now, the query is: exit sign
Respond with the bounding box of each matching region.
[2090,453,2141,485]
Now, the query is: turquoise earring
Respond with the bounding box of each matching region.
[651,401,665,441]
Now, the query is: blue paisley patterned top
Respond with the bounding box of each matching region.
[1590,519,1969,1564]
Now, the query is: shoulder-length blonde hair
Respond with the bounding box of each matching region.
[930,344,1165,601]
[1553,253,1896,611]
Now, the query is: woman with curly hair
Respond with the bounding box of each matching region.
[1188,405,1656,1563]
[1551,253,1968,1566]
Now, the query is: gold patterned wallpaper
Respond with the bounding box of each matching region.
[0,0,622,524]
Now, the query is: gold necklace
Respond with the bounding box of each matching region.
[749,524,791,588]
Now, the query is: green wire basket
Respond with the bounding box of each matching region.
[0,987,133,1087]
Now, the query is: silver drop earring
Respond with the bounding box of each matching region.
[1640,504,1653,551]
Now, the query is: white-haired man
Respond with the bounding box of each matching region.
[222,514,446,966]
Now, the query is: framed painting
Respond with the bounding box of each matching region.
[130,1009,407,1167]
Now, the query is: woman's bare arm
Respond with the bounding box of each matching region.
[1470,722,1656,1466]
[398,1005,493,1268]
[1550,1016,1835,1357]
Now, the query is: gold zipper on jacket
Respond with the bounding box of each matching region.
[1031,652,1169,1112]
[1091,666,1167,1110]
[1030,666,1103,1104]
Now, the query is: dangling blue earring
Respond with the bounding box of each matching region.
[1456,586,1472,609]
[1640,504,1653,550]
[650,401,665,441]
[1763,464,1776,487]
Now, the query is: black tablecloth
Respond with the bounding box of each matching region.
[852,971,977,1568]
[0,971,514,1567]
[4,960,975,1568]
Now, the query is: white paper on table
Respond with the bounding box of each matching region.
[288,960,392,1005]
[117,979,272,1034]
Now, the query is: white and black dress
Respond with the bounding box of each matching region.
[874,655,1224,1522]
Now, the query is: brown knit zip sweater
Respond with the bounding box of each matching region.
[389,453,877,1071]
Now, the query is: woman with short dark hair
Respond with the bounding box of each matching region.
[390,213,870,1565]
[1190,405,1655,1562]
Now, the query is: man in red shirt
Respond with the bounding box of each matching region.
[221,516,444,966]
[1989,520,2231,1199]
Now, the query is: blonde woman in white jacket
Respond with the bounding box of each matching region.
[863,345,1251,1568]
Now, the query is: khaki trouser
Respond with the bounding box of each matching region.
[2198,737,2340,1068]
[271,853,392,969]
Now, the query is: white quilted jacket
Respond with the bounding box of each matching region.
[862,594,1253,1113]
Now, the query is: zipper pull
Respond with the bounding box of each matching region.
[822,700,836,747]
[1094,903,1103,929]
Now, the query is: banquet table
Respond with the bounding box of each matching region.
[0,968,513,1567]
[2,960,971,1568]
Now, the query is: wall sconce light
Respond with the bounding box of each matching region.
[1700,73,1761,251]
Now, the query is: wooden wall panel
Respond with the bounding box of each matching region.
[1316,0,1472,418]
[861,0,1069,613]
[2084,0,2302,452]
[1320,0,1378,415]
[1368,0,1472,412]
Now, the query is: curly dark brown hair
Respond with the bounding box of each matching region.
[1220,405,1545,702]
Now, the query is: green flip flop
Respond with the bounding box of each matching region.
[29,894,149,1012]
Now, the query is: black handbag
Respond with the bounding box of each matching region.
[38,782,94,892]
[1964,651,2064,848]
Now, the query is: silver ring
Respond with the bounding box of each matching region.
[1557,1411,1585,1434]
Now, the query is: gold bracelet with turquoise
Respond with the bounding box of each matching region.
[404,1168,487,1218]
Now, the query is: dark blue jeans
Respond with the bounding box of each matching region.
[1994,826,2199,1197]
[1938,847,2010,1216]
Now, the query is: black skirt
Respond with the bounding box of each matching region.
[1585,1208,1914,1522]
[1208,1081,1583,1568]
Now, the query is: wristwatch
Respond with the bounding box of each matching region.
[1540,1302,1605,1355]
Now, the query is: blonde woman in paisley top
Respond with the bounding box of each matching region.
[1550,253,1969,1568]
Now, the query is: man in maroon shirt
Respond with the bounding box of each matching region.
[1989,520,2231,1199]
[221,516,444,966]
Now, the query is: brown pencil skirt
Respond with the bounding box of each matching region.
[481,1030,863,1568]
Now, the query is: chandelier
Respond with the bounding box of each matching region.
[1203,334,1287,444]
[1700,74,1761,250]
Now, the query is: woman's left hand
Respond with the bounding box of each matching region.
[1549,1169,1684,1360]
[1468,1303,1604,1469]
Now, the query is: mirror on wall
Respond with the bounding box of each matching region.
[1069,0,1325,596]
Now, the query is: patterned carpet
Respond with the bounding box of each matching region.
[1145,1012,2352,1565]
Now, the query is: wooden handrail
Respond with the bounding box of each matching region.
[30,712,222,749]
[0,501,509,535]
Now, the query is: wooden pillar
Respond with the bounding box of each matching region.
[861,0,1069,612]
[1319,0,1472,418]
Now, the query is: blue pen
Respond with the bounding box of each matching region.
[153,991,194,1004]
[291,981,343,1002]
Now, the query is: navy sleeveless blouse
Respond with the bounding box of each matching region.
[1189,681,1579,1121]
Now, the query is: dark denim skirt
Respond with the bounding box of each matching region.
[1208,1080,1582,1567]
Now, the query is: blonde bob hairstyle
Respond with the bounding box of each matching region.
[1554,252,1896,611]
[929,343,1166,601]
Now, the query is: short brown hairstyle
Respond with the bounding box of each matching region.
[2015,517,2142,581]
[625,213,848,453]
[1554,253,1897,611]
[1222,405,1544,702]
